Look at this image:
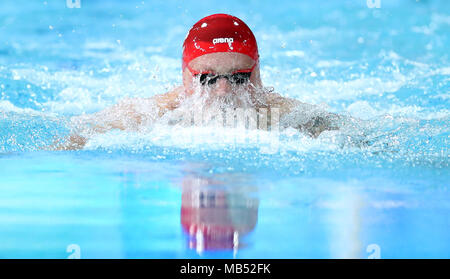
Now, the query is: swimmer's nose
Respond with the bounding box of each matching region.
[213,77,232,95]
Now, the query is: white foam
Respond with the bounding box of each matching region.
[346,101,379,120]
[284,50,305,58]
[316,60,354,68]
[0,100,40,114]
[82,124,343,153]
[412,13,450,35]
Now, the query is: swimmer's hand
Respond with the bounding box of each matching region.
[270,94,341,138]
[43,114,128,151]
[47,118,132,151]
[298,115,339,138]
[44,134,88,151]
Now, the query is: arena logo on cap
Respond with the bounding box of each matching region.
[212,38,234,45]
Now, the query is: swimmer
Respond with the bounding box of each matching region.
[57,14,342,150]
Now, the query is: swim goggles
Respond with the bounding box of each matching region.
[187,63,256,86]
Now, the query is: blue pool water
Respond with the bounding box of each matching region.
[0,0,449,258]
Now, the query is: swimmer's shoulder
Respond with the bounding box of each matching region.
[93,86,185,122]
[116,86,185,117]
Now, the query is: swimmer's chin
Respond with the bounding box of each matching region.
[211,90,233,97]
[196,88,232,97]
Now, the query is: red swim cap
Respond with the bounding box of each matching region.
[182,14,259,70]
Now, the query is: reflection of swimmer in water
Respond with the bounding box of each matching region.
[58,14,343,150]
[180,175,259,252]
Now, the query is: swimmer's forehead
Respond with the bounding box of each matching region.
[188,52,255,73]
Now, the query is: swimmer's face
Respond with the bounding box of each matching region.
[183,52,262,96]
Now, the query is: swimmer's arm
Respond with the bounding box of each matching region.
[53,87,183,150]
[276,95,341,138]
[50,102,140,151]
[298,114,340,138]
[49,134,88,151]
